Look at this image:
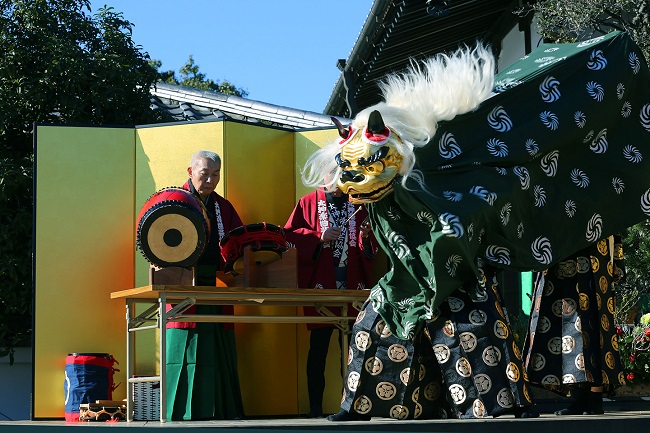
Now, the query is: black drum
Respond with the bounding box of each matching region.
[136,187,210,268]
[220,222,288,274]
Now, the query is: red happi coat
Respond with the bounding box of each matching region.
[166,181,243,329]
[284,189,378,327]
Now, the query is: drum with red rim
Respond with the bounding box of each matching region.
[220,222,288,274]
[136,187,210,268]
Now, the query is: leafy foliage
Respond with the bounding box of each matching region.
[621,221,650,295]
[615,222,650,322]
[0,0,163,363]
[518,0,650,63]
[617,318,650,384]
[0,155,32,364]
[155,55,249,97]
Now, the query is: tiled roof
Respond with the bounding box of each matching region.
[326,0,520,117]
[151,82,348,130]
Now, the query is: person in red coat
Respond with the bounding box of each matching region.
[166,150,245,421]
[284,187,378,418]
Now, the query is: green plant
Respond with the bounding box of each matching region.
[506,309,530,350]
[517,0,650,64]
[617,314,650,384]
[0,0,162,363]
[155,55,249,97]
[0,155,33,365]
[613,221,650,323]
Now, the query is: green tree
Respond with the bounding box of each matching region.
[617,222,650,321]
[0,0,162,363]
[150,59,176,84]
[158,55,249,98]
[519,0,650,62]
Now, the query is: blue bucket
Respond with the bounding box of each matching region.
[64,353,118,421]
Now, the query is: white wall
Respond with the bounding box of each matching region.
[498,18,544,71]
[0,347,32,420]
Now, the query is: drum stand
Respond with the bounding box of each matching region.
[147,247,298,289]
[232,246,298,288]
[149,266,196,285]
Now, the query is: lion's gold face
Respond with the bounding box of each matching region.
[335,127,404,204]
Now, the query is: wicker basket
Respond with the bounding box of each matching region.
[132,381,160,421]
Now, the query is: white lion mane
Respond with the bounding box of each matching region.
[302,44,495,190]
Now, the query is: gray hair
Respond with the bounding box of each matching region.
[190,150,221,168]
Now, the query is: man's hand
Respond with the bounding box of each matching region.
[360,219,372,238]
[321,227,343,242]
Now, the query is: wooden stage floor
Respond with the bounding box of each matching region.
[3,399,650,433]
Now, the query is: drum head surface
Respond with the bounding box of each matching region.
[137,202,208,268]
[231,250,282,274]
[220,222,288,274]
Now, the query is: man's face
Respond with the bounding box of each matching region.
[188,157,220,199]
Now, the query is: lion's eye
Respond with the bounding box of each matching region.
[365,161,385,173]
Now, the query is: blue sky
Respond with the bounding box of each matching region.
[89,0,375,114]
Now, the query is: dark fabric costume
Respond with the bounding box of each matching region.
[341,193,534,418]
[165,180,245,420]
[336,32,650,419]
[341,300,450,420]
[423,266,533,418]
[284,189,377,416]
[523,236,626,395]
[367,31,650,341]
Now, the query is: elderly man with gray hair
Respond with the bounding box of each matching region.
[165,150,245,421]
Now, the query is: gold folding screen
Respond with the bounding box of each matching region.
[33,120,343,418]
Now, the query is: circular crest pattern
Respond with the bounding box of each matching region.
[387,344,409,362]
[355,331,372,351]
[449,384,467,405]
[376,382,398,400]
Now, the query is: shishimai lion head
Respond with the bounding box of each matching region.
[302,44,495,204]
[333,110,404,203]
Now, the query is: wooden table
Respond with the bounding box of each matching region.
[111,285,369,422]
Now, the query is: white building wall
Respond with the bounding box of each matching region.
[0,347,32,420]
[498,18,544,71]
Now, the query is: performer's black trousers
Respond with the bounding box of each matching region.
[307,327,342,414]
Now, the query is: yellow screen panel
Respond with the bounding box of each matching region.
[135,120,301,415]
[32,120,347,419]
[223,122,299,415]
[33,125,135,418]
[293,128,339,201]
[223,122,295,225]
[134,122,225,287]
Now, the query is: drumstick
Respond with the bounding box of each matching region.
[342,206,362,226]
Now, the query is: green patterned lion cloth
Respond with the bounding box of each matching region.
[309,32,650,340]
